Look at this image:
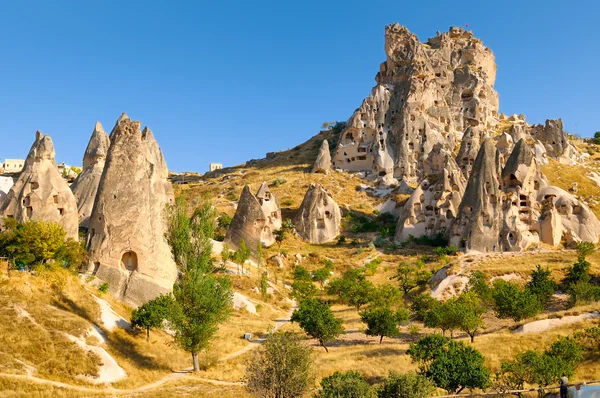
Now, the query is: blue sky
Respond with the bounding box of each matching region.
[0,0,598,172]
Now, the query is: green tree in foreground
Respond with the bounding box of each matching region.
[454,291,487,342]
[408,334,490,394]
[131,294,172,341]
[0,218,86,271]
[492,280,541,322]
[246,332,314,398]
[377,372,435,398]
[291,298,343,353]
[316,370,376,398]
[165,197,234,371]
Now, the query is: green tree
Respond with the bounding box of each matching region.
[316,370,376,398]
[131,294,172,341]
[492,280,541,322]
[377,372,435,398]
[454,291,487,342]
[360,307,400,344]
[246,332,314,398]
[410,293,437,321]
[312,267,330,291]
[165,197,234,371]
[408,335,490,394]
[273,228,286,253]
[291,298,343,352]
[594,131,600,145]
[234,239,251,274]
[369,284,404,309]
[467,271,493,306]
[576,241,595,259]
[526,265,557,308]
[391,262,418,295]
[327,268,375,310]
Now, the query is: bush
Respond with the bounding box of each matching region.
[407,233,448,247]
[98,282,109,294]
[568,281,600,306]
[378,372,435,398]
[273,177,287,186]
[364,257,382,276]
[492,280,542,321]
[316,371,376,398]
[433,245,459,256]
[336,235,347,245]
[246,332,314,398]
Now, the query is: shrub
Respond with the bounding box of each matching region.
[98,282,109,294]
[568,281,600,306]
[407,233,448,247]
[364,257,382,276]
[433,245,459,256]
[336,235,347,245]
[246,332,314,398]
[316,371,376,398]
[378,371,434,398]
[273,178,287,186]
[492,280,542,321]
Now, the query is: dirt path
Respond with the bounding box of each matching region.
[0,297,296,395]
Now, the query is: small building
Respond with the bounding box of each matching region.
[209,163,223,172]
[1,159,24,173]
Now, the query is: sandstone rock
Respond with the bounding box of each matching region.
[496,131,514,166]
[499,139,546,251]
[0,176,13,204]
[85,114,177,307]
[225,182,281,250]
[396,144,466,242]
[456,125,487,179]
[294,184,341,244]
[333,25,499,183]
[450,139,502,252]
[537,186,600,246]
[312,140,332,174]
[70,122,110,229]
[1,132,78,239]
[530,119,579,164]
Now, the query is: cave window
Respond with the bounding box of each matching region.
[410,115,415,121]
[53,195,58,204]
[58,208,64,216]
[121,251,138,272]
[573,205,581,215]
[317,218,325,229]
[271,212,278,219]
[461,89,474,101]
[26,207,33,218]
[435,72,441,77]
[358,147,367,153]
[357,155,367,161]
[534,180,540,190]
[446,210,453,218]
[30,181,39,190]
[325,210,331,219]
[379,171,386,177]
[92,262,100,276]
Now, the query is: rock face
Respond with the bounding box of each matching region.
[85,114,177,307]
[499,139,546,251]
[0,176,13,204]
[312,140,332,174]
[0,132,78,239]
[294,184,341,244]
[225,182,281,250]
[70,122,110,229]
[395,144,466,241]
[538,186,600,246]
[333,25,499,183]
[530,119,579,164]
[450,139,502,252]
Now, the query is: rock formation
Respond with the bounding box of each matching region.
[225,182,281,250]
[333,25,499,184]
[538,186,600,246]
[0,132,78,239]
[499,139,546,251]
[530,119,579,164]
[450,139,502,252]
[294,184,341,244]
[85,114,177,307]
[70,122,110,229]
[0,176,13,204]
[312,140,332,174]
[395,144,466,241]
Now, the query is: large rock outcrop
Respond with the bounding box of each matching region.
[85,114,176,307]
[0,132,78,239]
[450,139,502,252]
[225,182,282,250]
[395,144,466,242]
[530,119,579,164]
[70,122,110,229]
[294,184,341,244]
[312,140,332,174]
[333,25,499,183]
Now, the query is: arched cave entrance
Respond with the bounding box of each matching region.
[121,251,138,272]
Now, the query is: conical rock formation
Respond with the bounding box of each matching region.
[70,122,110,229]
[86,114,176,307]
[312,140,332,174]
[0,132,78,239]
[294,184,341,244]
[225,182,282,250]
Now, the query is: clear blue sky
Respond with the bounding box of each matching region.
[0,0,598,172]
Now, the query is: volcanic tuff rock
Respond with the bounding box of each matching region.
[395,144,466,242]
[294,183,341,244]
[86,114,177,307]
[450,139,502,252]
[0,132,78,239]
[312,140,332,174]
[530,119,579,164]
[333,25,499,183]
[225,182,281,251]
[70,122,110,229]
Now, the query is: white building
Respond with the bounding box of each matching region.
[209,163,223,172]
[0,176,14,203]
[1,159,24,173]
